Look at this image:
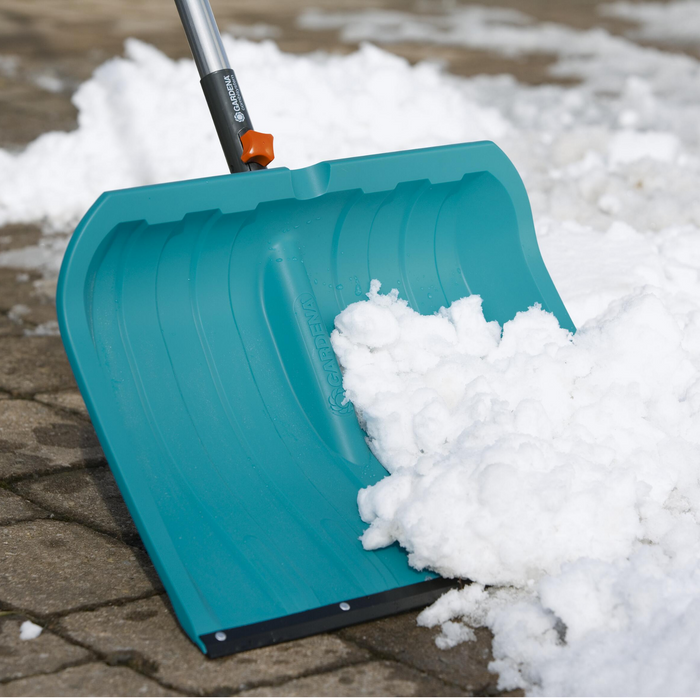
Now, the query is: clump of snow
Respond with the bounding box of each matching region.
[333,283,699,580]
[602,1,700,46]
[0,235,68,275]
[332,280,700,695]
[607,129,680,165]
[19,620,43,641]
[334,290,401,348]
[225,22,282,40]
[8,304,30,324]
[24,320,61,337]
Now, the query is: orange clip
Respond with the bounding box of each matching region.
[240,130,275,167]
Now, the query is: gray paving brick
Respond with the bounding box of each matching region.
[340,611,498,693]
[0,400,103,480]
[0,225,42,255]
[0,488,47,525]
[13,466,139,544]
[0,267,57,330]
[34,389,89,419]
[0,616,92,682]
[0,662,179,696]
[0,521,160,615]
[0,336,76,395]
[239,660,463,696]
[0,315,23,338]
[61,596,371,695]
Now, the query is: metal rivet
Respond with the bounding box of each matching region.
[215,631,227,642]
[339,602,351,611]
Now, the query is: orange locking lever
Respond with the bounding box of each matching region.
[240,130,275,168]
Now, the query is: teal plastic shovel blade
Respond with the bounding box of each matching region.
[57,141,574,657]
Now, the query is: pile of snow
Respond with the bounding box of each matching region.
[332,283,700,695]
[1,2,700,693]
[0,38,504,236]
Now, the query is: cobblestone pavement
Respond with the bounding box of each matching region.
[0,0,673,694]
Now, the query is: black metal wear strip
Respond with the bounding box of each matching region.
[201,578,460,659]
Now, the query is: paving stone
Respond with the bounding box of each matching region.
[0,225,43,255]
[240,660,462,696]
[0,267,57,330]
[34,389,89,419]
[0,615,92,682]
[0,521,160,615]
[340,611,499,694]
[0,315,23,339]
[0,661,179,696]
[0,488,47,525]
[0,336,76,395]
[0,392,10,399]
[61,596,371,695]
[13,467,139,544]
[0,400,104,480]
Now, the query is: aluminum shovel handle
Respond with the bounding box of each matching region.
[174,0,230,78]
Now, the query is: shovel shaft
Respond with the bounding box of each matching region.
[174,0,269,173]
[174,0,229,78]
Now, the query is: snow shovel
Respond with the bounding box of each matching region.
[57,0,574,658]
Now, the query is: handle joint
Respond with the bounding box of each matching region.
[174,0,274,173]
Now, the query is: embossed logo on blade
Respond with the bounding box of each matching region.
[294,292,353,416]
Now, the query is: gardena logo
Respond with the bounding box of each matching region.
[294,292,353,416]
[223,74,244,115]
[328,386,351,415]
[234,112,245,122]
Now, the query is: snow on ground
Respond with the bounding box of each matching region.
[298,2,700,91]
[1,2,700,694]
[603,1,700,45]
[0,37,505,236]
